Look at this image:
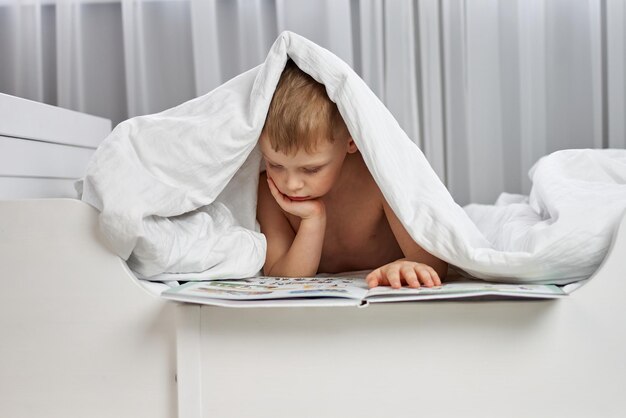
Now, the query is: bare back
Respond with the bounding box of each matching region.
[261,152,405,274]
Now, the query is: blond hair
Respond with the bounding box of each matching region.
[262,59,349,155]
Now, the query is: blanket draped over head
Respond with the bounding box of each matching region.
[79,31,626,285]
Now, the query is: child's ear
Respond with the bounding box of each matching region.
[347,137,358,154]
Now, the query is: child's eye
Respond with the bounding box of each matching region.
[304,167,321,174]
[268,163,282,170]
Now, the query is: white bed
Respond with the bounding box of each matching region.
[2,93,626,418]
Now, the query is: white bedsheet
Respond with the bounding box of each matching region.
[78,31,626,285]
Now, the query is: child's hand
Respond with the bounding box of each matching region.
[266,175,325,220]
[366,260,442,289]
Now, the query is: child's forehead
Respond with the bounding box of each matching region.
[261,148,329,166]
[259,137,334,164]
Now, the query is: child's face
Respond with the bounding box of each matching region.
[259,134,356,201]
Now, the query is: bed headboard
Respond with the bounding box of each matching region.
[0,93,111,199]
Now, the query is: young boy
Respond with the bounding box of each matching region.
[256,60,447,289]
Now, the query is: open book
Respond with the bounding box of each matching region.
[160,276,567,308]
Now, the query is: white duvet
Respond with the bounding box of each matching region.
[78,31,626,285]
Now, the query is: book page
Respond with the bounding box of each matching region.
[364,281,566,300]
[163,276,369,301]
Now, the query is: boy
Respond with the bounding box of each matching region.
[256,60,447,289]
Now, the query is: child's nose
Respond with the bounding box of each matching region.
[285,174,304,192]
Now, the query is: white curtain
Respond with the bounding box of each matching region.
[0,0,624,205]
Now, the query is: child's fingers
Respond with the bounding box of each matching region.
[266,176,279,197]
[266,177,282,200]
[414,265,434,287]
[400,264,420,288]
[426,266,442,286]
[366,269,382,288]
[386,267,402,289]
[266,177,290,207]
[368,263,442,289]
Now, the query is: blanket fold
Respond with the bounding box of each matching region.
[79,31,626,284]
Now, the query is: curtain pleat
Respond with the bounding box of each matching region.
[518,0,548,195]
[441,0,470,204]
[189,0,220,96]
[357,0,385,101]
[608,0,626,148]
[416,0,446,182]
[15,0,44,102]
[382,0,421,150]
[56,0,85,111]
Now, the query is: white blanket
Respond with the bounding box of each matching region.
[79,31,626,285]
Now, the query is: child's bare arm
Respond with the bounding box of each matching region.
[257,173,326,277]
[366,196,448,289]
